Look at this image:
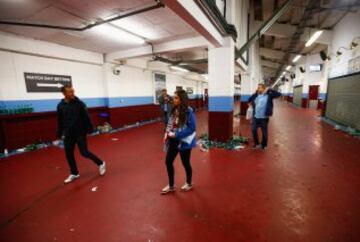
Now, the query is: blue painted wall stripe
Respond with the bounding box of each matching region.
[0,94,207,113]
[300,93,327,100]
[302,93,309,98]
[1,97,154,112]
[189,94,203,99]
[107,96,153,108]
[208,96,233,112]
[319,93,327,100]
[0,97,107,113]
[280,92,326,99]
[240,95,251,102]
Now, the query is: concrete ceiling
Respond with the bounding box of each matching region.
[0,0,198,53]
[1,0,358,80]
[257,0,360,79]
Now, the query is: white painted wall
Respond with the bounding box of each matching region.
[234,0,250,50]
[289,53,328,98]
[279,77,294,96]
[166,74,201,95]
[239,49,260,99]
[105,59,204,101]
[239,0,260,100]
[328,9,360,78]
[105,57,207,102]
[303,53,327,96]
[276,9,360,101]
[104,63,154,98]
[208,37,235,98]
[0,31,207,111]
[0,50,105,101]
[286,10,360,99]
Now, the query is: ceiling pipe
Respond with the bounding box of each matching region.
[0,1,164,31]
[151,55,205,74]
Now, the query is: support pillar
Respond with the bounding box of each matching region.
[208,37,234,142]
[240,73,251,115]
[240,40,261,115]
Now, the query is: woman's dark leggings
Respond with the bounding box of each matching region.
[165,139,192,187]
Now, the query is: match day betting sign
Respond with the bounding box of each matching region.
[24,73,72,92]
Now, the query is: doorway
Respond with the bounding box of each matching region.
[293,85,303,107]
[204,88,208,107]
[308,85,319,109]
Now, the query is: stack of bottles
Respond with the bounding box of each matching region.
[0,104,34,115]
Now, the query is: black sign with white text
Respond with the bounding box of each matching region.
[24,73,72,92]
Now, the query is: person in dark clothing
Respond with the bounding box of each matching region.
[161,90,196,194]
[157,89,173,127]
[248,84,281,150]
[57,86,106,184]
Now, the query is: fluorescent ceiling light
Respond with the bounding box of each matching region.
[91,24,145,44]
[112,19,161,40]
[305,30,323,47]
[292,54,301,63]
[201,74,208,80]
[170,66,190,73]
[286,65,291,71]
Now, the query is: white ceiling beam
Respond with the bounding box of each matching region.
[105,36,209,61]
[236,57,248,73]
[254,20,293,38]
[162,0,223,47]
[260,48,304,64]
[255,21,333,45]
[261,60,281,69]
[0,31,103,65]
[259,47,285,59]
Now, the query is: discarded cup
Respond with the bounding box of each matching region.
[52,140,60,146]
[200,145,209,152]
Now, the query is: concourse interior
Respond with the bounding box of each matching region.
[0,0,360,241]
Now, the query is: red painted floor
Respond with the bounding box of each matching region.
[1,101,360,242]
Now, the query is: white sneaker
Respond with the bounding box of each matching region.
[64,174,80,184]
[99,161,106,176]
[161,185,175,194]
[181,183,193,192]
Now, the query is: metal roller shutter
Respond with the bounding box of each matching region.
[326,72,360,130]
[293,85,303,107]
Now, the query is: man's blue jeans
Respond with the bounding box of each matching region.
[163,111,169,127]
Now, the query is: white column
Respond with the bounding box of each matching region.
[208,37,235,141]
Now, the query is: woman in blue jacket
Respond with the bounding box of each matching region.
[162,90,196,194]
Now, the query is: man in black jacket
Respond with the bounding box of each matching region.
[57,85,106,184]
[248,84,281,150]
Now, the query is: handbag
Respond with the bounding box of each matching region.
[246,106,253,120]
